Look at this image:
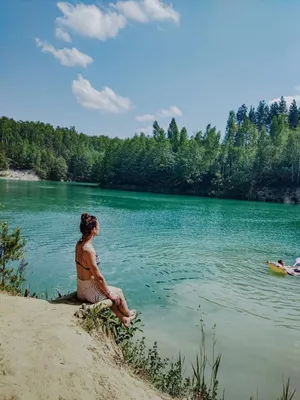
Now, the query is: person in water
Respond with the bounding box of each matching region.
[278,259,300,273]
[75,213,136,328]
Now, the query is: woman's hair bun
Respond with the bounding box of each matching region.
[81,213,89,223]
[80,213,97,238]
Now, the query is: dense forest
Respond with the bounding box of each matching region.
[1,96,300,202]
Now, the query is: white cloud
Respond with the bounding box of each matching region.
[55,1,179,42]
[72,74,134,113]
[56,2,127,41]
[142,0,179,23]
[55,27,72,42]
[269,86,300,108]
[35,38,93,67]
[135,105,182,123]
[136,125,153,135]
[115,1,148,23]
[135,114,155,122]
[157,105,182,117]
[115,0,179,24]
[270,95,300,108]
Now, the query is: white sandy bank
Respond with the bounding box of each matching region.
[0,169,40,181]
[0,293,169,400]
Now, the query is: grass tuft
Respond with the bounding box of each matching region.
[80,307,296,400]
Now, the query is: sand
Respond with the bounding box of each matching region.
[0,293,170,400]
[0,170,40,181]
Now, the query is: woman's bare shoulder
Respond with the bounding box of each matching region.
[81,242,96,255]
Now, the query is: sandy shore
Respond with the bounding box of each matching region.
[0,169,40,181]
[0,293,169,400]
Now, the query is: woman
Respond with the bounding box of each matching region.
[75,213,136,328]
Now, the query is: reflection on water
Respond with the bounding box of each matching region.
[1,180,300,399]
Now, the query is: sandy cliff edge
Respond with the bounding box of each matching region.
[0,293,169,400]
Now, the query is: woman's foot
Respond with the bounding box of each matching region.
[122,309,136,328]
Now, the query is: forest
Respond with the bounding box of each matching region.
[1,96,300,202]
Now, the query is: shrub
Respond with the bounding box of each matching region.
[0,222,28,295]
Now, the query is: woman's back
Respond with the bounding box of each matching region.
[75,241,93,281]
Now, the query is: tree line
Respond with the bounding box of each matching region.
[1,96,300,201]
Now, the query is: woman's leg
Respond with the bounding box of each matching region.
[111,304,137,328]
[109,287,131,317]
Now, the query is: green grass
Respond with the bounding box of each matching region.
[79,307,296,400]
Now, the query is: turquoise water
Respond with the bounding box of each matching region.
[1,179,300,399]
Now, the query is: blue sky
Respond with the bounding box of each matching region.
[1,0,300,138]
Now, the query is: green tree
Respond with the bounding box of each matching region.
[179,127,188,148]
[223,111,237,179]
[248,106,256,125]
[0,151,9,170]
[236,104,248,126]
[269,102,280,121]
[167,118,180,152]
[153,121,165,142]
[0,222,27,294]
[176,139,204,193]
[279,96,288,115]
[49,156,68,181]
[255,101,269,131]
[288,99,299,130]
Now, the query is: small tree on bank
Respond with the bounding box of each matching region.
[0,222,27,294]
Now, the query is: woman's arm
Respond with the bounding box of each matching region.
[85,251,120,304]
[86,251,110,295]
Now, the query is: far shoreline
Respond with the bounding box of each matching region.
[1,170,299,205]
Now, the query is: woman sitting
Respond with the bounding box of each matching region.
[75,213,136,328]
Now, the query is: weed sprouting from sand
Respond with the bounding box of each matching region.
[82,305,143,344]
[80,305,296,400]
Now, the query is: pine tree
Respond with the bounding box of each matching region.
[269,102,280,121]
[255,101,269,131]
[167,118,180,152]
[179,127,188,148]
[236,104,248,126]
[224,111,237,143]
[248,106,256,125]
[153,121,160,140]
[288,99,299,130]
[279,96,288,115]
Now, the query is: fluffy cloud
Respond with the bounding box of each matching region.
[136,125,153,135]
[136,105,182,122]
[55,27,72,42]
[56,2,127,41]
[115,0,180,24]
[35,38,93,67]
[157,105,182,117]
[115,1,148,23]
[55,1,179,42]
[269,86,300,107]
[270,95,300,108]
[135,114,155,122]
[72,74,134,113]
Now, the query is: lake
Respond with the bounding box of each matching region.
[1,179,300,399]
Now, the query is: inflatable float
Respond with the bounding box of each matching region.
[266,260,300,276]
[267,261,288,275]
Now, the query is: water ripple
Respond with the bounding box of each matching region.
[2,181,300,399]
